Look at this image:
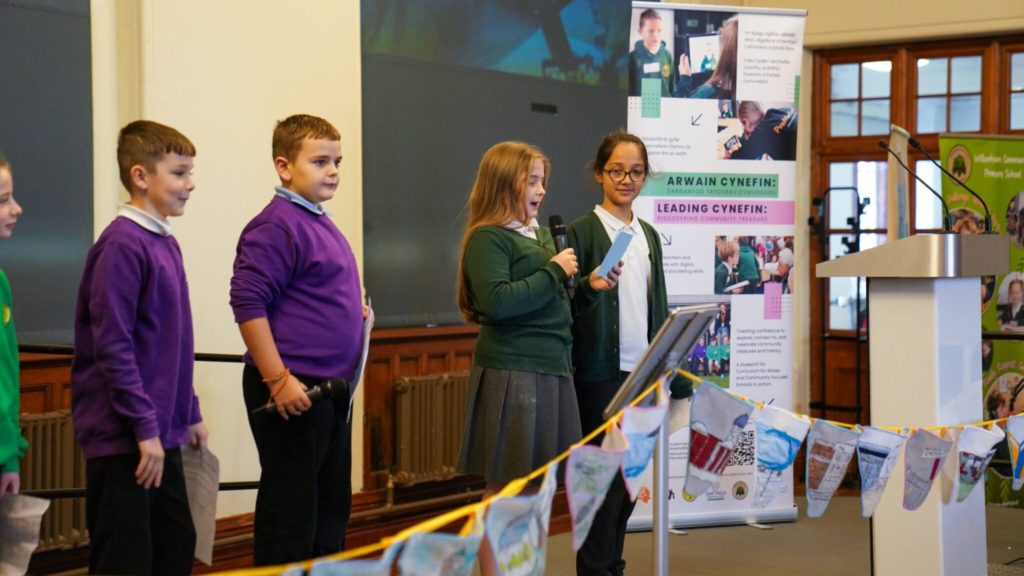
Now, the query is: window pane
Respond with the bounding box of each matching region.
[856,161,888,229]
[827,234,886,332]
[950,56,982,93]
[917,57,948,95]
[950,95,981,132]
[914,159,943,230]
[917,96,947,133]
[862,61,891,98]
[831,63,859,99]
[1013,52,1024,91]
[831,101,859,137]
[828,186,858,230]
[1012,93,1024,130]
[861,99,890,135]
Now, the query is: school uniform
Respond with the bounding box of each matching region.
[71,205,201,576]
[568,208,674,576]
[629,40,675,97]
[0,270,26,480]
[457,222,582,484]
[230,187,363,566]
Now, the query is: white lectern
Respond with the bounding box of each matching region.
[817,233,1008,576]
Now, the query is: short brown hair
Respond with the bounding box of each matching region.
[638,9,661,30]
[272,114,340,163]
[117,120,196,191]
[0,153,8,171]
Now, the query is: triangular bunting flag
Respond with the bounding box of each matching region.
[567,423,627,551]
[753,406,811,509]
[805,421,860,518]
[397,511,483,576]
[956,425,1005,502]
[857,426,907,518]
[684,382,755,500]
[620,383,668,500]
[1007,414,1024,491]
[903,428,953,511]
[311,541,402,575]
[485,487,548,575]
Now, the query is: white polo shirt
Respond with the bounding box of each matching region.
[593,205,651,372]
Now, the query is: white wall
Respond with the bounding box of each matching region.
[92,0,363,517]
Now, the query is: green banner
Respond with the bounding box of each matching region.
[641,172,779,198]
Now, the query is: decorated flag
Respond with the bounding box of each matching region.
[903,429,953,511]
[398,510,484,576]
[620,383,669,499]
[1008,414,1024,491]
[311,541,402,575]
[753,406,811,509]
[805,421,860,518]
[567,424,628,550]
[485,483,552,575]
[684,383,756,500]
[956,425,1005,502]
[857,426,907,518]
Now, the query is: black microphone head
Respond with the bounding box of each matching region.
[908,137,923,150]
[877,140,889,150]
[548,214,566,234]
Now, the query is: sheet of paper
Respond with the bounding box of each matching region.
[598,230,633,278]
[956,425,1004,502]
[0,493,50,575]
[347,306,375,422]
[181,446,220,565]
[805,421,859,517]
[684,382,755,500]
[857,426,907,518]
[903,429,952,511]
[752,406,810,509]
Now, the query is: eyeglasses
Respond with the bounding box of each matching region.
[603,168,647,183]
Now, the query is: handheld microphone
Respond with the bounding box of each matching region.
[250,378,346,415]
[908,136,992,233]
[877,140,953,232]
[548,215,576,298]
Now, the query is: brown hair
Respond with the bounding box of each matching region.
[591,131,651,178]
[117,120,196,191]
[272,114,340,163]
[638,8,661,30]
[703,17,739,99]
[718,239,739,261]
[456,141,550,323]
[0,153,8,171]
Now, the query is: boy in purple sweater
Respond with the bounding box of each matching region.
[230,114,364,565]
[72,120,207,576]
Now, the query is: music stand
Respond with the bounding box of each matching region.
[603,303,719,576]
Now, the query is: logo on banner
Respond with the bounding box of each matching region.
[946,144,972,180]
[732,481,749,500]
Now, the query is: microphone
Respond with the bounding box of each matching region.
[250,378,346,415]
[908,136,992,233]
[877,140,953,232]
[548,214,576,298]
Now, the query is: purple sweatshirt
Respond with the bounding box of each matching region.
[72,217,201,460]
[230,195,363,381]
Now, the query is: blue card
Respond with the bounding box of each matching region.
[598,230,633,278]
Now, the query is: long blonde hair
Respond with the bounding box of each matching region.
[456,141,550,323]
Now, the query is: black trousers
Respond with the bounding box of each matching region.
[242,364,352,566]
[574,372,636,576]
[86,447,196,576]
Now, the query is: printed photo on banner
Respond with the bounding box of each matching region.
[997,272,1024,333]
[717,101,797,161]
[951,207,985,235]
[687,302,731,388]
[981,339,1024,509]
[713,235,794,295]
[1004,191,1024,248]
[982,275,996,315]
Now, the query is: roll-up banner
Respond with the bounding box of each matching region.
[627,1,806,529]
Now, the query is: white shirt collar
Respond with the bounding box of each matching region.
[275,186,327,216]
[505,218,540,239]
[594,205,643,235]
[117,204,172,237]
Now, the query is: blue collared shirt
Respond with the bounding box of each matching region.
[274,186,327,216]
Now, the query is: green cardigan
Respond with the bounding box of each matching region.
[463,225,573,376]
[0,270,25,474]
[567,212,670,383]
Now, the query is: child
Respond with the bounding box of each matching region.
[456,141,592,576]
[715,239,742,294]
[230,114,363,566]
[629,9,675,97]
[0,154,25,501]
[568,132,688,576]
[71,120,206,575]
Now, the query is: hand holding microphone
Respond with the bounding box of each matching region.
[548,215,578,297]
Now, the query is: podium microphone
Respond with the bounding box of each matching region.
[908,136,992,233]
[250,379,346,415]
[878,140,953,232]
[548,215,576,298]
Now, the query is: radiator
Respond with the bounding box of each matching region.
[393,371,470,485]
[20,410,89,552]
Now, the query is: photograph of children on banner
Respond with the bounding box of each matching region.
[687,302,732,388]
[997,272,1024,332]
[717,100,797,161]
[982,275,996,314]
[950,206,985,235]
[1004,191,1024,248]
[713,235,794,295]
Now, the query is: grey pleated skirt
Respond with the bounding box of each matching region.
[457,365,582,485]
